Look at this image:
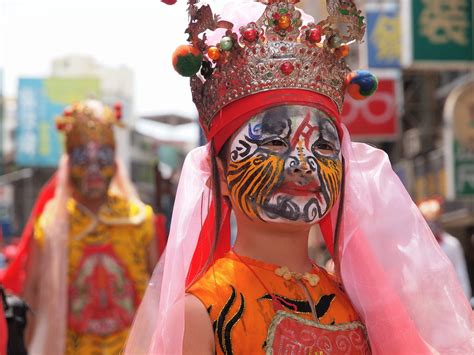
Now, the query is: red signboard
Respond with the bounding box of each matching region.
[341,71,401,141]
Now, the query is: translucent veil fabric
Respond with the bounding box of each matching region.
[125,144,213,354]
[335,126,473,354]
[126,125,473,354]
[28,156,70,355]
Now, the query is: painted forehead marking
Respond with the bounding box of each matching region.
[290,111,318,148]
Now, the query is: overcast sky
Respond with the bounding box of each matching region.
[0,0,235,118]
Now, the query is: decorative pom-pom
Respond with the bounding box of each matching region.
[56,121,66,131]
[345,70,378,100]
[172,45,203,77]
[64,107,73,116]
[114,102,123,120]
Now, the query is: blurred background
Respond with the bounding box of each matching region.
[0,0,473,292]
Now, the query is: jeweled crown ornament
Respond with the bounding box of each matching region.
[56,100,123,153]
[169,0,377,135]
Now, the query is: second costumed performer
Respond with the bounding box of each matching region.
[126,1,473,354]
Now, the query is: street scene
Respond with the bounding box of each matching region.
[0,0,473,354]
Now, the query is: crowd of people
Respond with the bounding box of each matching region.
[1,0,473,354]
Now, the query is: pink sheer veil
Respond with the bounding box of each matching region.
[125,144,213,354]
[333,126,473,354]
[28,156,70,355]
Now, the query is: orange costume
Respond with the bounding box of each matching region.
[188,252,369,354]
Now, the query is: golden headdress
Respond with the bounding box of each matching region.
[170,0,377,141]
[56,100,123,153]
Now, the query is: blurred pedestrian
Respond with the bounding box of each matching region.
[418,197,472,298]
[17,100,158,354]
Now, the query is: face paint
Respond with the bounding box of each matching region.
[226,105,342,224]
[69,141,116,199]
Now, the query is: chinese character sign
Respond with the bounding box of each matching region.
[366,3,401,68]
[402,0,474,67]
[15,78,100,166]
[453,143,474,197]
[444,80,474,199]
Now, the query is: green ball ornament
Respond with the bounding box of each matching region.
[220,36,234,51]
[172,45,203,77]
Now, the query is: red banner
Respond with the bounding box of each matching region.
[342,72,401,141]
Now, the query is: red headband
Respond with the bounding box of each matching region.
[206,89,342,152]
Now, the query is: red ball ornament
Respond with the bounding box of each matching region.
[56,122,66,131]
[308,27,322,43]
[63,107,73,116]
[161,0,177,5]
[243,28,258,42]
[280,62,294,75]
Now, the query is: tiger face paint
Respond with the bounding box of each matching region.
[69,141,116,200]
[225,105,342,224]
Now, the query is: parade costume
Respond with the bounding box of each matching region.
[188,251,370,354]
[126,1,473,354]
[22,101,155,354]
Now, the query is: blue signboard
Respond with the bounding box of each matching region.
[366,3,401,69]
[16,78,62,166]
[15,78,100,166]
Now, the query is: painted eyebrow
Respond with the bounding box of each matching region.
[319,121,339,142]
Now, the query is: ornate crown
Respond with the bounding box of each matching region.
[171,0,373,135]
[56,100,123,152]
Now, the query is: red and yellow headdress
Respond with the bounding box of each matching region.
[55,100,123,153]
[171,0,377,150]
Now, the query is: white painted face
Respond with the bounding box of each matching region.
[69,141,115,200]
[225,105,342,224]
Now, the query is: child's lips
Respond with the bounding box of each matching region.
[277,181,321,196]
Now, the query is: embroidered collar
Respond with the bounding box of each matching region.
[68,193,147,240]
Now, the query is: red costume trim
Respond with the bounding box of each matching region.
[0,176,57,294]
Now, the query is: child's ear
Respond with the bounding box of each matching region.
[216,158,230,197]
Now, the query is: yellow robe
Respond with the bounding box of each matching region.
[188,252,370,355]
[35,194,154,355]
